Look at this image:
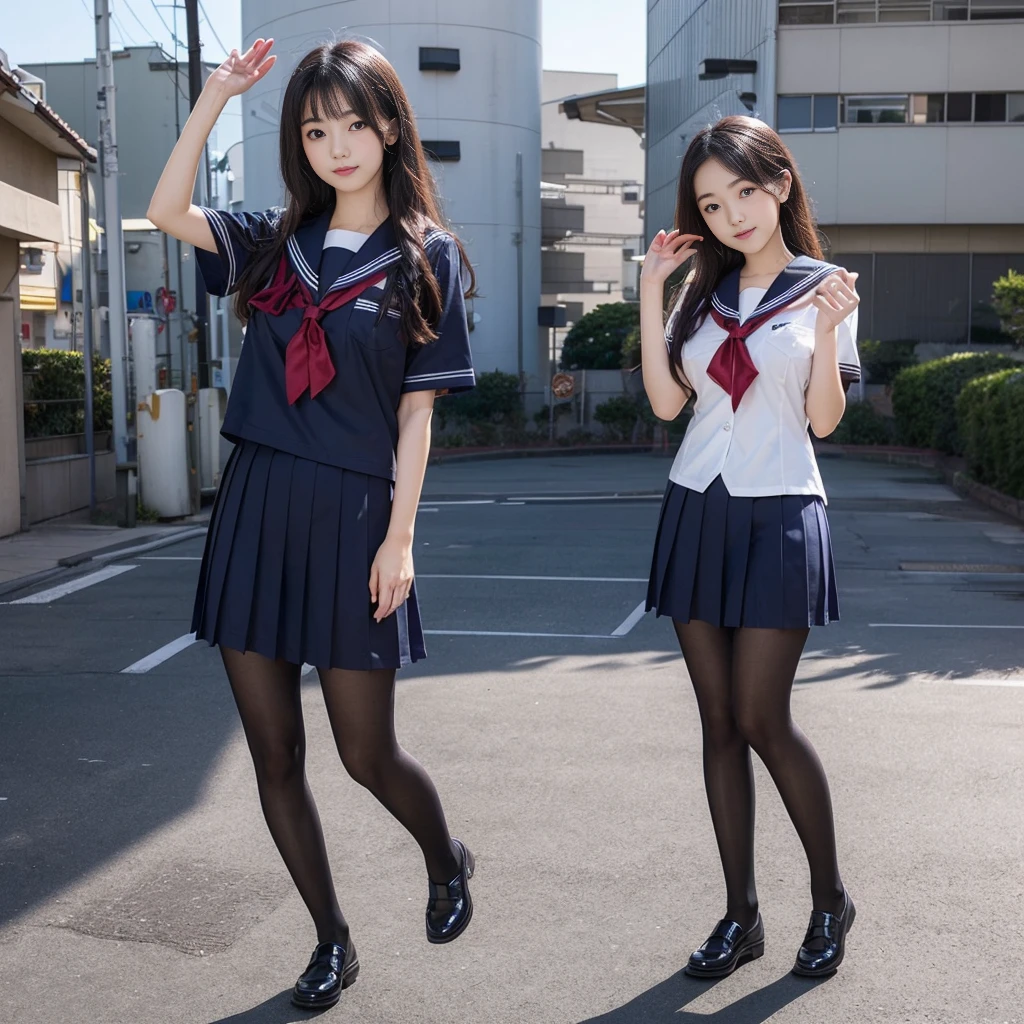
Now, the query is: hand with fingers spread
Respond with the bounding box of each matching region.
[813,270,860,332]
[369,538,415,623]
[641,229,703,289]
[207,38,277,99]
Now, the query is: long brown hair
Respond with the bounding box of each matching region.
[667,116,821,389]
[233,40,475,345]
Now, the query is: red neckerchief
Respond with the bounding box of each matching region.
[707,303,787,411]
[250,256,387,405]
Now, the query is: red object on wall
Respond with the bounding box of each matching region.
[21,323,30,341]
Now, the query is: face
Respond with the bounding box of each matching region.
[300,92,397,195]
[692,158,792,255]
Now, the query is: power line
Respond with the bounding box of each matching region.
[148,0,185,50]
[110,8,139,46]
[120,0,160,44]
[198,0,229,58]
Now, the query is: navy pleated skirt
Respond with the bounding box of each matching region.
[647,475,839,629]
[191,439,426,670]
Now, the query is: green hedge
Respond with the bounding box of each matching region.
[22,349,112,440]
[858,339,918,386]
[956,369,1024,498]
[890,351,1018,454]
[828,401,894,445]
[593,393,656,442]
[559,303,640,371]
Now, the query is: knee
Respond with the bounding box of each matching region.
[701,707,744,751]
[340,741,393,793]
[250,739,304,787]
[733,705,788,753]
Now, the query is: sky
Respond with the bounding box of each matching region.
[2,0,648,87]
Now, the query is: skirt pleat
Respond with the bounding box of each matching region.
[191,439,425,670]
[648,475,840,629]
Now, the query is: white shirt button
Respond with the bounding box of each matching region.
[723,423,731,432]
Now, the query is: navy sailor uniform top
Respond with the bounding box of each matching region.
[195,206,476,483]
[664,255,861,502]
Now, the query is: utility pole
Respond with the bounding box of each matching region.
[184,0,210,389]
[95,0,135,526]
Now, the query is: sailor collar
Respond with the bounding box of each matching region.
[710,254,838,323]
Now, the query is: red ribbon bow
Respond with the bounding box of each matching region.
[249,257,388,405]
[707,304,781,411]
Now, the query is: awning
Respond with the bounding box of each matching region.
[20,284,57,311]
[559,85,645,135]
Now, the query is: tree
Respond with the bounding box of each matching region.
[559,302,640,370]
[992,268,1024,348]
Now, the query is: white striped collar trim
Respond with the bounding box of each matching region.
[712,263,837,322]
[404,368,476,383]
[354,298,400,319]
[204,209,236,290]
[286,235,318,291]
[325,248,403,294]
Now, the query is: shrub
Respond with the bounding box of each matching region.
[956,369,1024,498]
[890,351,1018,454]
[858,339,918,386]
[827,401,895,445]
[991,268,1024,348]
[437,370,522,429]
[593,393,656,443]
[22,349,112,440]
[559,303,640,371]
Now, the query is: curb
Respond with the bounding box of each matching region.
[815,443,1024,524]
[427,444,668,464]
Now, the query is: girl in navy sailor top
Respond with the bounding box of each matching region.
[149,39,476,1008]
[639,117,859,979]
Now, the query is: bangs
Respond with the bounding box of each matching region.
[302,70,381,129]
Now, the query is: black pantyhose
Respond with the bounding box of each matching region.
[673,621,845,926]
[221,648,461,944]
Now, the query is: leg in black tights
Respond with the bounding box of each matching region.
[674,620,759,930]
[731,627,845,916]
[220,647,348,944]
[316,667,460,885]
[674,621,846,921]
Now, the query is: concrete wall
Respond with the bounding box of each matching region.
[0,119,58,203]
[0,238,26,537]
[541,70,645,321]
[239,0,544,386]
[646,0,779,238]
[780,20,1024,226]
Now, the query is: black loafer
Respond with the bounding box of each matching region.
[425,838,475,944]
[685,915,765,978]
[793,891,856,977]
[291,939,359,1009]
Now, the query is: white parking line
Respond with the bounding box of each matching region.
[418,573,648,583]
[611,601,647,637]
[3,564,137,605]
[139,556,202,561]
[424,629,618,639]
[121,633,198,674]
[869,623,1024,629]
[950,677,1024,688]
[510,494,663,502]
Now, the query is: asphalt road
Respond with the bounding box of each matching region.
[1,454,1022,1024]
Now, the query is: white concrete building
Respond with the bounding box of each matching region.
[541,70,645,334]
[239,0,544,386]
[646,0,1024,344]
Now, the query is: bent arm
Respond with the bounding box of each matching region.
[640,277,691,421]
[147,86,229,253]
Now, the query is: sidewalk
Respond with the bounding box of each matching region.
[0,509,209,596]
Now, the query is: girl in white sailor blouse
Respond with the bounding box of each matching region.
[640,116,860,980]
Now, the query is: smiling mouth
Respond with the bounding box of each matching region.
[734,227,755,239]
[334,167,357,175]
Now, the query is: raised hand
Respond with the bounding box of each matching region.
[206,38,277,99]
[640,229,702,288]
[812,270,860,331]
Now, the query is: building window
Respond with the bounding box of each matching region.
[813,94,839,129]
[419,47,460,72]
[778,95,813,130]
[421,140,461,162]
[779,2,836,24]
[974,92,1008,121]
[777,95,838,131]
[843,94,909,123]
[778,0,1024,22]
[947,93,973,121]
